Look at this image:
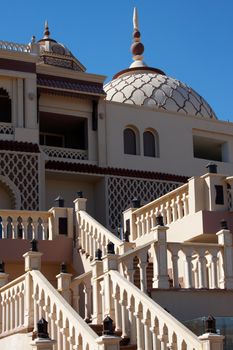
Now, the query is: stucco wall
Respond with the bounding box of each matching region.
[105,101,233,177]
[151,289,233,321]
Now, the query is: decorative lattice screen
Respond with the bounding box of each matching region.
[0,152,39,210]
[107,176,182,230]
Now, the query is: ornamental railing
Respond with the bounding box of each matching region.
[0,210,50,240]
[41,145,88,161]
[0,123,13,135]
[124,183,189,241]
[0,271,99,349]
[0,40,30,52]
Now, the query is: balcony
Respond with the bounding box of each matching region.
[41,145,89,162]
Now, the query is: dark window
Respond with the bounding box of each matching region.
[215,185,224,205]
[59,217,68,235]
[143,131,155,157]
[0,88,11,123]
[124,128,136,155]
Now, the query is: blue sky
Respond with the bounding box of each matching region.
[1,0,233,121]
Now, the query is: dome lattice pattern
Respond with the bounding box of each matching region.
[104,72,217,119]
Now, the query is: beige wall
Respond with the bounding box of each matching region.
[105,101,233,177]
[151,289,233,321]
[45,172,106,225]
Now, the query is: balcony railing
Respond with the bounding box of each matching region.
[41,145,88,161]
[0,123,14,135]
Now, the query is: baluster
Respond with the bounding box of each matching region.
[89,228,94,259]
[134,309,144,350]
[197,249,207,288]
[138,253,148,293]
[183,248,193,288]
[43,222,48,240]
[127,302,136,344]
[15,293,19,327]
[151,324,160,350]
[143,316,153,349]
[165,201,171,224]
[135,216,140,239]
[83,281,92,322]
[176,195,183,219]
[85,224,90,256]
[145,212,150,235]
[10,293,15,330]
[182,193,189,216]
[160,205,166,225]
[171,198,177,222]
[6,298,9,332]
[22,219,27,239]
[192,258,199,288]
[1,298,6,333]
[170,246,180,288]
[1,216,7,239]
[209,250,219,288]
[120,297,129,340]
[12,219,18,239]
[112,288,122,332]
[140,214,145,236]
[149,209,154,229]
[80,221,85,251]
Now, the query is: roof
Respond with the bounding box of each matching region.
[37,74,106,97]
[0,140,40,153]
[45,160,188,182]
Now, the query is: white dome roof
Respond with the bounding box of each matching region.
[104,70,217,119]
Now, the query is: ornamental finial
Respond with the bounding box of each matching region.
[43,20,50,39]
[130,7,146,68]
[133,7,139,30]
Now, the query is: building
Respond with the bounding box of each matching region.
[0,8,232,350]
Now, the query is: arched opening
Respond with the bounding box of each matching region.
[124,127,139,155]
[0,88,11,123]
[143,129,159,157]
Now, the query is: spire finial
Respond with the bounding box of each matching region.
[43,20,50,39]
[130,7,146,68]
[133,7,139,30]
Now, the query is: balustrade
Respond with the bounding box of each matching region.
[168,243,223,289]
[41,145,88,161]
[0,40,30,52]
[109,270,202,350]
[0,211,50,240]
[77,211,122,257]
[125,183,189,241]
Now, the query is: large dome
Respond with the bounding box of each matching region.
[104,8,217,120]
[104,69,217,119]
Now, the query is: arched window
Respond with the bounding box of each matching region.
[0,88,11,123]
[143,129,159,157]
[124,127,138,155]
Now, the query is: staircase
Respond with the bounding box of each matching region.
[1,175,232,349]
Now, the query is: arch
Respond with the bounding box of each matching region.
[0,88,11,123]
[143,128,159,157]
[0,175,21,209]
[124,126,139,155]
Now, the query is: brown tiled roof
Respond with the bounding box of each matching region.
[46,160,188,183]
[37,74,106,96]
[0,140,40,153]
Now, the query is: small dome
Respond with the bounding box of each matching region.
[104,69,217,119]
[37,21,86,72]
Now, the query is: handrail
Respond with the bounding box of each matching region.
[109,270,201,349]
[133,183,188,215]
[78,210,122,255]
[31,270,98,349]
